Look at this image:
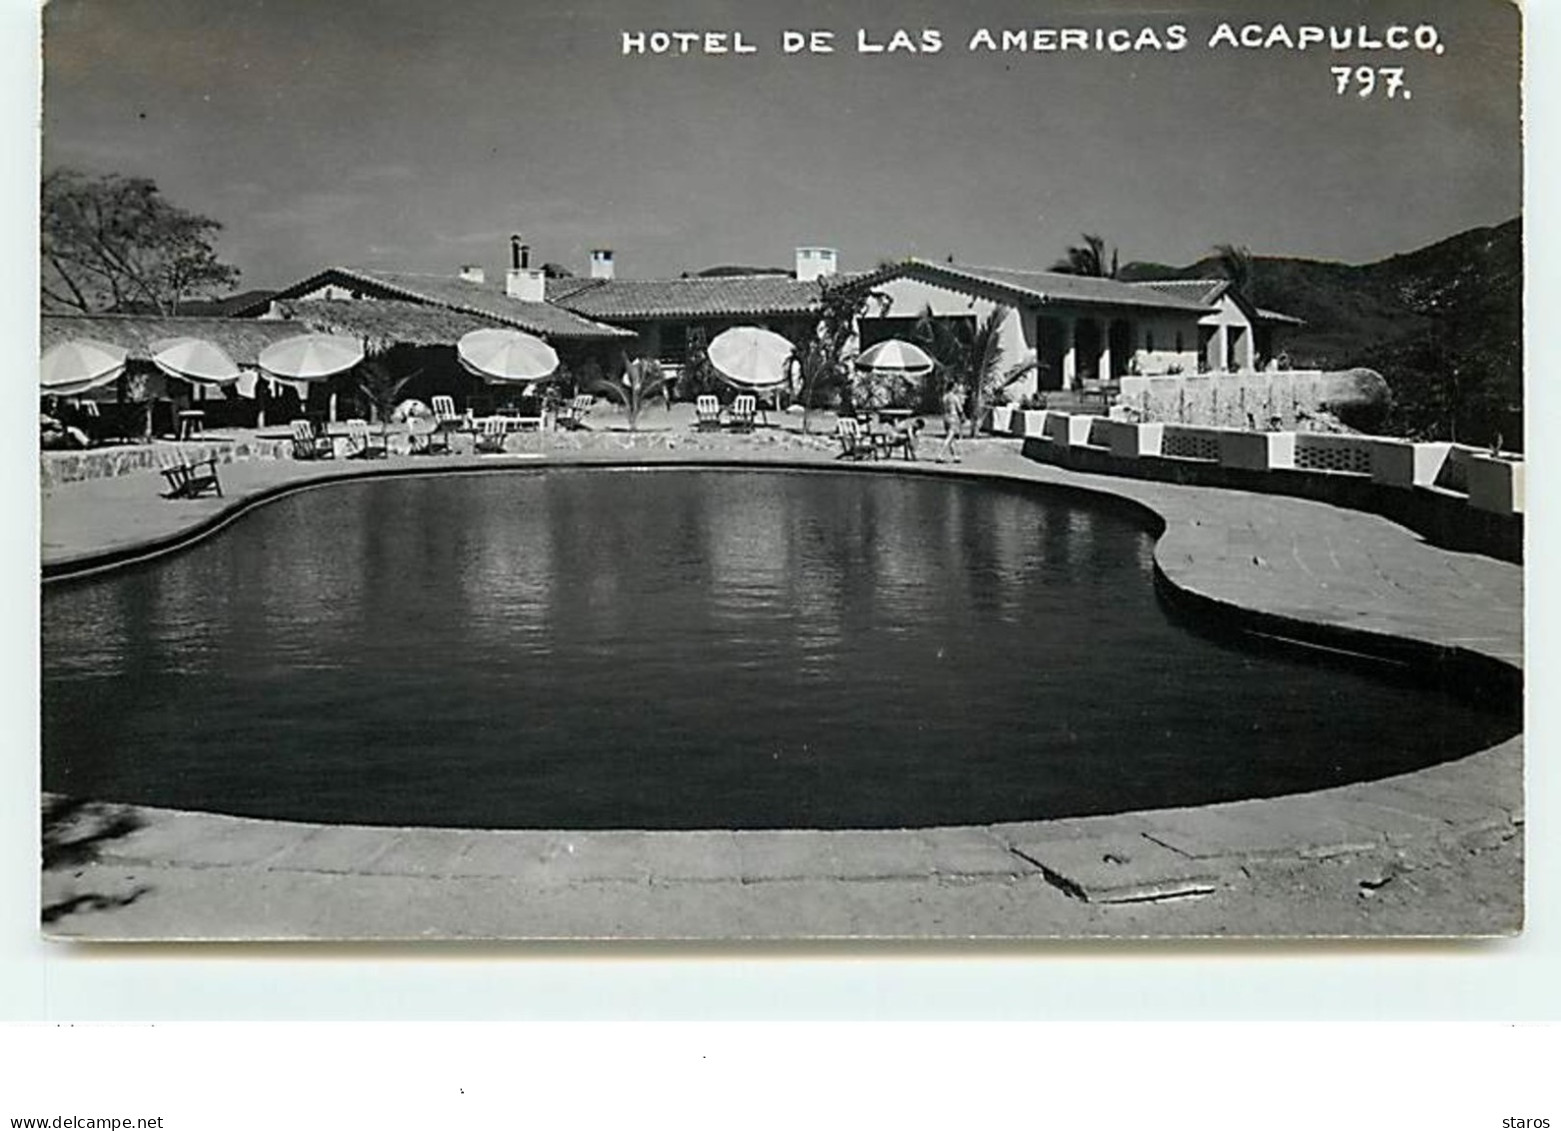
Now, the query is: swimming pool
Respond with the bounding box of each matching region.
[41,468,1518,829]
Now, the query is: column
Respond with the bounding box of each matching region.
[1216,326,1230,372]
[1061,316,1078,390]
[1098,319,1112,384]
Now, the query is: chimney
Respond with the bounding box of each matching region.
[459,264,485,285]
[510,234,522,270]
[590,248,615,280]
[795,246,838,282]
[506,266,546,302]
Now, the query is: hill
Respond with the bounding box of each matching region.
[1122,218,1522,444]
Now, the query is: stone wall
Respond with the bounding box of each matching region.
[41,438,295,490]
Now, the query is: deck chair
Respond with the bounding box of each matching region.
[290,419,335,460]
[157,448,222,499]
[431,394,460,425]
[834,417,878,461]
[474,416,509,454]
[557,393,595,430]
[727,394,758,432]
[695,395,723,431]
[344,419,387,459]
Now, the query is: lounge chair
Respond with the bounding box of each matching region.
[834,417,878,461]
[695,395,723,431]
[556,394,594,430]
[290,419,335,460]
[157,448,222,499]
[474,416,509,454]
[726,394,758,432]
[344,419,388,459]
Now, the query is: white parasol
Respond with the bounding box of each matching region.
[707,326,795,391]
[457,328,560,384]
[41,339,127,398]
[258,333,365,382]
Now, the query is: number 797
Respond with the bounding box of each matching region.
[1333,66,1410,99]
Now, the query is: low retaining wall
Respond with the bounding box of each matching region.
[42,427,845,490]
[1012,412,1522,563]
[1117,370,1386,431]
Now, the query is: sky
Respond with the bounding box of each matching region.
[41,0,1522,291]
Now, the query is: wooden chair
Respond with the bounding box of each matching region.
[431,394,466,431]
[157,448,222,499]
[290,419,334,460]
[556,394,595,430]
[474,417,509,454]
[834,417,878,461]
[726,394,758,432]
[694,395,723,431]
[344,419,387,459]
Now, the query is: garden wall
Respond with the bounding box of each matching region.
[1117,370,1388,431]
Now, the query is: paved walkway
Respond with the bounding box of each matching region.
[39,431,1524,938]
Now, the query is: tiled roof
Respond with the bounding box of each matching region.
[1131,279,1232,306]
[543,277,606,303]
[234,268,633,341]
[40,314,305,366]
[550,275,828,320]
[870,260,1217,312]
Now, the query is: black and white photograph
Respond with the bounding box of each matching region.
[35,0,1524,941]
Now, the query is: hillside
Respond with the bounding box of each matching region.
[1122,218,1522,444]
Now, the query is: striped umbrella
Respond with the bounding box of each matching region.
[457,328,559,384]
[854,338,935,378]
[40,339,127,397]
[853,338,934,409]
[707,326,795,390]
[258,333,364,382]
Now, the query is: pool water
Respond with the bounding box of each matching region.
[41,469,1518,829]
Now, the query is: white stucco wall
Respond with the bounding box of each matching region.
[1196,295,1257,370]
[863,277,1038,398]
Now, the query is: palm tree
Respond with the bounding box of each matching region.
[914,304,1037,430]
[966,307,1038,432]
[355,356,422,424]
[1213,243,1255,301]
[1050,233,1120,278]
[587,354,675,432]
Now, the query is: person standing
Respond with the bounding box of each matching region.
[937,383,965,463]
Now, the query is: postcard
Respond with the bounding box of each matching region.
[38,0,1523,940]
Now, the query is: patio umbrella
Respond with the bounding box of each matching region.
[853,338,935,410]
[258,333,364,382]
[151,337,242,387]
[707,326,795,390]
[854,338,934,378]
[457,328,559,384]
[40,339,127,397]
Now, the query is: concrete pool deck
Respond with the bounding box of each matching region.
[38,426,1524,939]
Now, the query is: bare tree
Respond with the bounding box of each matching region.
[42,168,241,315]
